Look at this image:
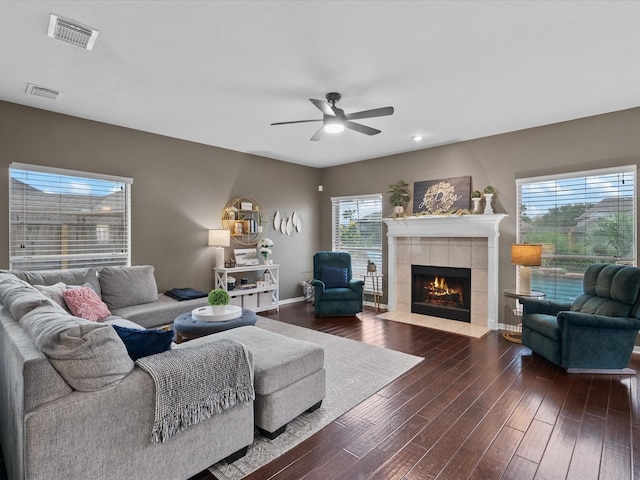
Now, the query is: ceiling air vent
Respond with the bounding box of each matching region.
[26,83,62,101]
[47,14,99,50]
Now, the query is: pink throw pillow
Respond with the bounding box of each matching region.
[63,287,111,322]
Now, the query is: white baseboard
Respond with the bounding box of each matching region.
[279,296,306,305]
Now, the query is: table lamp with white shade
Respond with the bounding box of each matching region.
[511,243,542,294]
[208,229,230,269]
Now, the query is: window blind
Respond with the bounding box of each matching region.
[331,194,383,291]
[516,165,635,302]
[9,163,132,271]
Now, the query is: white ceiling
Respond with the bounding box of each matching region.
[1,1,639,168]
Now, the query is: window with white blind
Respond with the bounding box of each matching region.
[331,194,383,289]
[517,165,635,302]
[9,163,132,271]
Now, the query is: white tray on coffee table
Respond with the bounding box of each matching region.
[192,305,242,322]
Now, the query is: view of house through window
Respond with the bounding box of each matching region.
[9,163,132,271]
[517,166,635,302]
[331,194,383,291]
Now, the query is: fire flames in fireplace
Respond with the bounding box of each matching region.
[412,265,471,322]
[425,275,464,307]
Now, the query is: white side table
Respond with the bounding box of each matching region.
[502,289,545,344]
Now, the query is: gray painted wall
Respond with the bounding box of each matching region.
[0,101,321,299]
[319,108,640,303]
[1,100,639,308]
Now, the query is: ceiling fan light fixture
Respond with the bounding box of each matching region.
[324,122,345,134]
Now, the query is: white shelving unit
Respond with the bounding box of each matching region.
[214,264,279,313]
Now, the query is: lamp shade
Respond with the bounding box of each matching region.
[208,229,230,247]
[511,243,542,266]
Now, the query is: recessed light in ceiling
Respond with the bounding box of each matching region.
[47,14,99,50]
[412,135,424,142]
[25,83,62,100]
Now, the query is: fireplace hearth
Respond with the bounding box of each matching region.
[412,265,471,322]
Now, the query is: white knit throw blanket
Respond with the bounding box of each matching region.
[136,339,255,443]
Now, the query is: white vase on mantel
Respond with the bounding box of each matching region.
[472,197,483,214]
[483,193,494,214]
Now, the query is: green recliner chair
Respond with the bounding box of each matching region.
[311,251,364,316]
[520,263,640,373]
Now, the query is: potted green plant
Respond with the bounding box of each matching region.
[367,259,377,273]
[388,179,411,216]
[483,186,495,214]
[208,288,230,313]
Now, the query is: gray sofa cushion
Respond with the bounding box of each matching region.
[99,265,159,310]
[0,274,58,319]
[111,294,208,329]
[9,267,101,296]
[33,282,70,312]
[20,306,134,391]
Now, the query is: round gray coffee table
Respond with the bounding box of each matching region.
[173,308,257,343]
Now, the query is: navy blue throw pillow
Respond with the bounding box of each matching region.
[112,325,173,361]
[322,266,348,288]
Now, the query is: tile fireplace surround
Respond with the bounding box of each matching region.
[383,214,507,330]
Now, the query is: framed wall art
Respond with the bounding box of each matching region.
[234,248,259,266]
[413,176,471,215]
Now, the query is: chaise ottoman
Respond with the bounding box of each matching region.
[213,325,326,439]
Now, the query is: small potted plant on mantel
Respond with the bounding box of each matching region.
[483,185,495,214]
[207,288,230,313]
[388,179,411,217]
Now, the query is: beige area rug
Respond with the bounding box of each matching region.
[209,316,423,480]
[376,311,490,338]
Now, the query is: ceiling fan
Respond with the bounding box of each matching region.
[271,92,394,141]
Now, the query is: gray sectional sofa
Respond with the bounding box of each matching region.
[0,265,326,480]
[0,266,254,480]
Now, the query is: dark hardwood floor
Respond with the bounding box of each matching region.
[193,301,640,480]
[2,302,637,480]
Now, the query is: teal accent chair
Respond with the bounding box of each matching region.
[311,251,364,316]
[521,264,640,373]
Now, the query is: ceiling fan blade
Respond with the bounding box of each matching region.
[310,98,335,116]
[271,119,322,126]
[345,106,394,121]
[310,126,324,141]
[345,121,381,136]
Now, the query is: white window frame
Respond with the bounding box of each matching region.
[516,165,636,302]
[331,193,383,293]
[9,162,132,271]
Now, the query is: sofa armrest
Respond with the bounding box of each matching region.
[520,297,571,316]
[310,279,325,294]
[348,278,364,292]
[557,310,640,331]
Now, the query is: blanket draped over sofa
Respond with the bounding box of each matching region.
[136,339,255,443]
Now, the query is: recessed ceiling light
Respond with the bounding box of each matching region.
[412,135,424,142]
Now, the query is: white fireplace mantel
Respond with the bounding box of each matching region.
[383,214,507,330]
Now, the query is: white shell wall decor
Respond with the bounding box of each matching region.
[273,211,303,236]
